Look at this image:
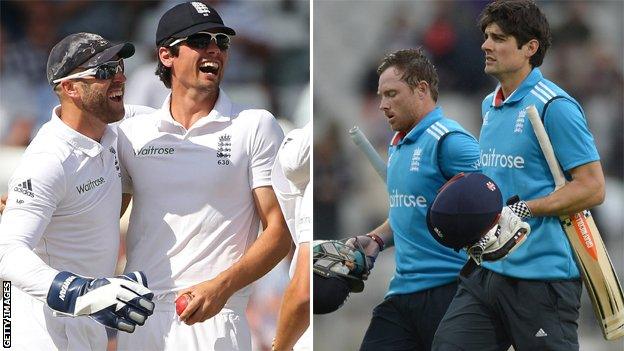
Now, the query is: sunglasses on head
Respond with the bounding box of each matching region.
[53,59,124,84]
[168,32,231,51]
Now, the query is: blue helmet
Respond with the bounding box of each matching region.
[426,173,502,251]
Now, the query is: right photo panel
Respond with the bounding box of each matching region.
[312,1,624,350]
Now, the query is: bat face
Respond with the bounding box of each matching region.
[561,210,597,260]
[560,211,624,340]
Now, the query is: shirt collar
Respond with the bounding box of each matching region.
[491,68,543,107]
[157,88,233,131]
[392,106,444,145]
[50,106,112,157]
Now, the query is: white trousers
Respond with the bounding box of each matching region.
[117,297,251,351]
[10,288,107,350]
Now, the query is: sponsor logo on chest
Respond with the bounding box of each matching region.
[389,189,428,208]
[76,177,105,194]
[134,145,175,157]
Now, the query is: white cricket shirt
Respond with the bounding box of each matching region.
[271,123,311,277]
[117,90,284,298]
[0,106,122,299]
[271,123,311,350]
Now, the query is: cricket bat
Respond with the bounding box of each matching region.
[349,126,387,182]
[526,104,624,340]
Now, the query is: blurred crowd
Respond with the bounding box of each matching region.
[313,1,622,350]
[0,1,309,350]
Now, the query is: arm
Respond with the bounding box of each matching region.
[179,186,291,324]
[0,154,65,298]
[526,100,604,217]
[527,161,605,216]
[121,193,132,217]
[273,242,310,351]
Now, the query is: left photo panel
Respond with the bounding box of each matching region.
[0,1,310,351]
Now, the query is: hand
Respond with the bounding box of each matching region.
[0,193,7,214]
[467,207,531,264]
[345,235,380,273]
[506,195,532,219]
[176,277,234,325]
[47,271,155,333]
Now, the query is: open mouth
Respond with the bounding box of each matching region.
[199,61,219,75]
[108,90,123,103]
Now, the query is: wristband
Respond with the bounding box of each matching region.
[366,233,385,252]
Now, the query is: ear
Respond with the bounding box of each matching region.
[416,81,429,99]
[158,47,175,68]
[524,39,539,59]
[59,80,81,99]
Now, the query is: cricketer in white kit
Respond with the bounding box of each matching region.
[0,33,155,350]
[115,3,292,349]
[271,122,312,351]
[116,89,287,350]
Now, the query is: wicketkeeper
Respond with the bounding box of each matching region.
[0,33,154,350]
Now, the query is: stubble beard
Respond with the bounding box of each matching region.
[81,85,124,124]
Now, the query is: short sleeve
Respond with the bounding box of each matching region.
[279,122,311,191]
[249,112,284,189]
[544,99,599,172]
[438,132,481,178]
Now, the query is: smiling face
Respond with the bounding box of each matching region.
[162,32,229,95]
[377,67,421,134]
[68,59,127,124]
[481,23,533,82]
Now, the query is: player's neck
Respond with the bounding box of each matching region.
[58,104,107,143]
[169,84,219,130]
[498,65,532,100]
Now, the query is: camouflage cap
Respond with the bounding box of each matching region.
[46,32,134,85]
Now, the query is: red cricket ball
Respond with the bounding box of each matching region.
[175,293,191,316]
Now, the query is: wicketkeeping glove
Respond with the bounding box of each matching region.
[47,271,155,333]
[313,239,370,292]
[467,206,531,265]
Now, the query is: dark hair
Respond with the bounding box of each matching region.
[478,0,552,67]
[377,48,439,102]
[155,43,179,89]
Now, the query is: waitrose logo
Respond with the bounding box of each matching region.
[76,177,105,194]
[135,146,175,156]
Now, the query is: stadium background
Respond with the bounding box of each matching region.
[313,1,623,350]
[0,1,309,350]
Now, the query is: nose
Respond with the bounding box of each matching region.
[112,71,126,83]
[481,37,492,52]
[206,39,221,55]
[379,97,389,111]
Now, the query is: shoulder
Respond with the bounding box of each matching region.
[123,104,157,119]
[482,91,495,111]
[24,126,73,166]
[118,108,161,135]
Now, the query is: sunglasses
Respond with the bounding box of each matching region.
[53,59,124,84]
[168,32,231,51]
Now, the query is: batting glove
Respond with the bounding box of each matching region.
[47,271,155,333]
[506,195,532,220]
[467,207,531,265]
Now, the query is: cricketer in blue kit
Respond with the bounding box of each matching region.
[433,1,605,350]
[349,48,481,351]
